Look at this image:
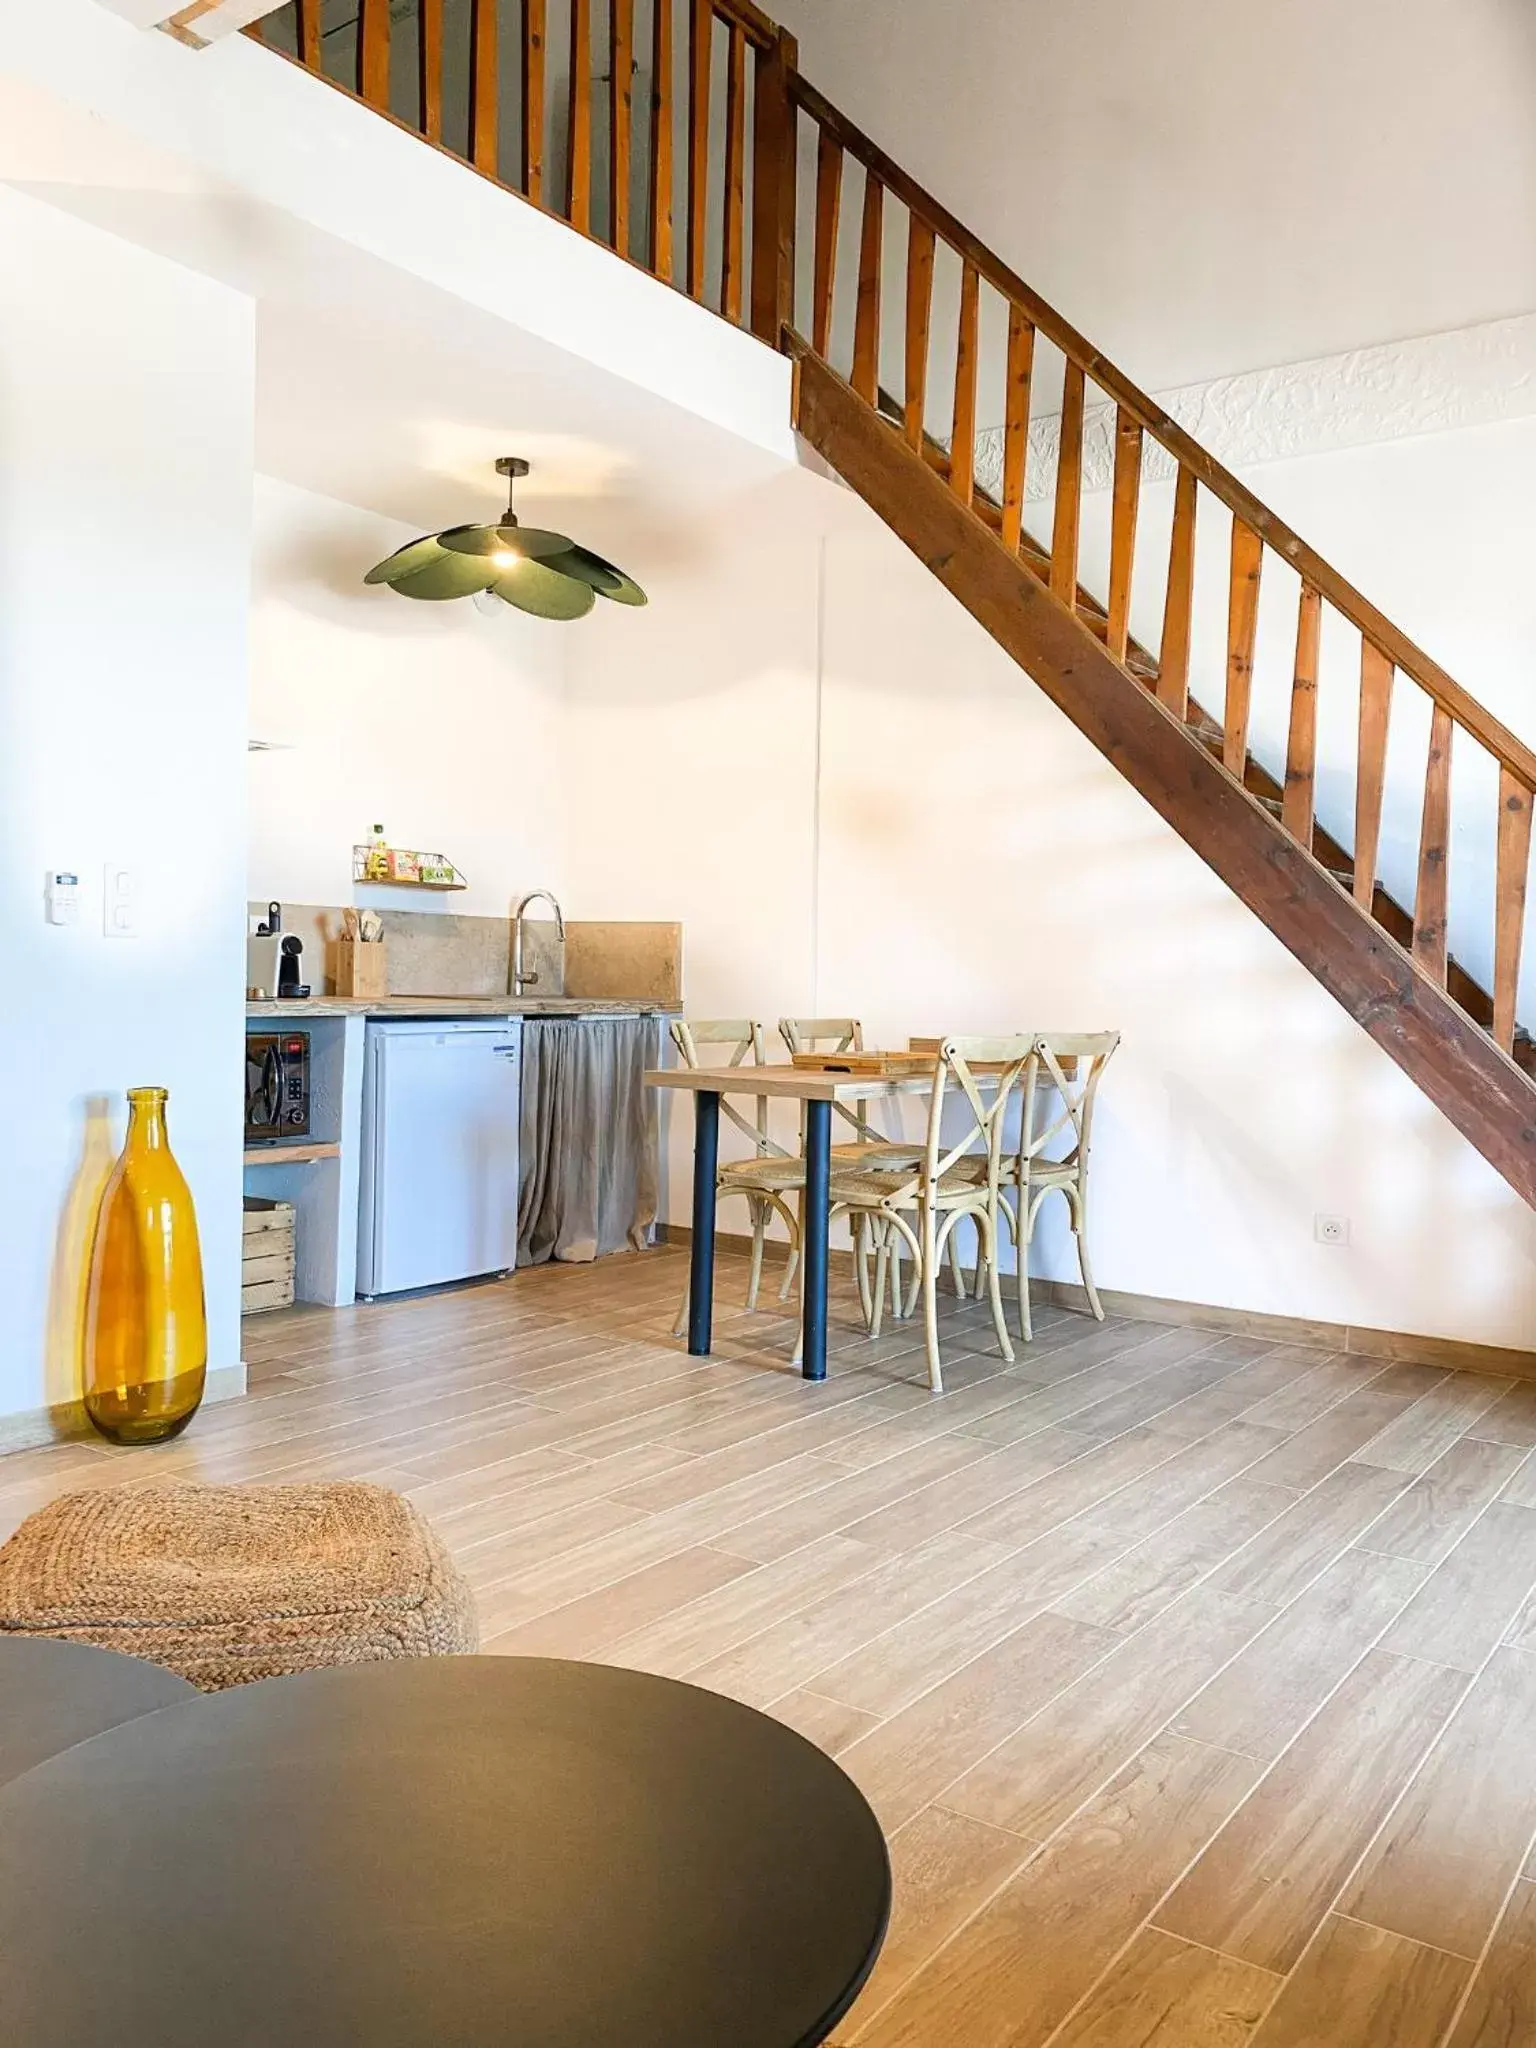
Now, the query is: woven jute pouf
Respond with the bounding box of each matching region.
[0,1480,478,1691]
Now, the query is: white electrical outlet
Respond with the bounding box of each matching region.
[1314,1214,1350,1247]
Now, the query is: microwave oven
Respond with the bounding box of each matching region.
[245,1032,311,1145]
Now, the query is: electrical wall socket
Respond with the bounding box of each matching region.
[1314,1214,1350,1247]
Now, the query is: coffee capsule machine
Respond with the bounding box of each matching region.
[246,901,309,1000]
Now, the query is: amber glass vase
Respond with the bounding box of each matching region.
[83,1088,207,1445]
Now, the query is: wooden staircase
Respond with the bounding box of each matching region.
[248,0,1536,1207]
[867,385,1533,1071]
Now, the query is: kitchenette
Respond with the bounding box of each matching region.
[243,883,680,1316]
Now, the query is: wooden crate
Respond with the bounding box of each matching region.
[242,1196,295,1315]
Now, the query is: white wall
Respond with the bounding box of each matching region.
[0,186,252,1421]
[773,0,1536,390]
[814,515,1536,1351]
[249,477,568,916]
[564,480,822,999]
[566,449,1536,1354]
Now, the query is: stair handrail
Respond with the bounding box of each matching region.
[705,0,780,51]
[787,74,1536,798]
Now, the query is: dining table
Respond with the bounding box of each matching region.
[648,1051,952,1382]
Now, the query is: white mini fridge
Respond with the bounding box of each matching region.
[357,1018,522,1298]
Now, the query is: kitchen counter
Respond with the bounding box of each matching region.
[244,1000,676,1311]
[247,998,678,1019]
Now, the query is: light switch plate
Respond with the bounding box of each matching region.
[103,862,138,938]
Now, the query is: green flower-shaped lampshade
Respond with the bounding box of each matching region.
[364,458,647,621]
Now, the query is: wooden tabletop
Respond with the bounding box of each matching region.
[647,1052,1069,1097]
[646,1064,914,1100]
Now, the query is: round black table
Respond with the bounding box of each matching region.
[0,1655,889,2047]
[0,1635,193,1791]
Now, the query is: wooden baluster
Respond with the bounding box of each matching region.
[294,0,320,69]
[1354,642,1393,911]
[999,306,1034,557]
[520,0,545,202]
[1413,705,1453,982]
[811,130,842,357]
[356,0,389,103]
[609,0,634,255]
[686,0,711,301]
[468,0,498,176]
[1494,768,1534,1053]
[749,27,798,347]
[720,23,747,321]
[1157,465,1198,718]
[1283,583,1323,848]
[903,217,935,452]
[851,172,883,406]
[1049,360,1085,609]
[568,0,593,233]
[1105,410,1142,664]
[648,0,673,278]
[950,261,979,506]
[1223,520,1262,772]
[418,0,444,141]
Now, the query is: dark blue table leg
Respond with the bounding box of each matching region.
[687,1089,720,1355]
[802,1097,832,1382]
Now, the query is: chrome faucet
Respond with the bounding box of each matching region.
[511,888,566,997]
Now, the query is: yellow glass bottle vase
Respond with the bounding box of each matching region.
[83,1088,207,1445]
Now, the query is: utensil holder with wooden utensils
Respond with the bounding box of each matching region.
[335,939,389,1001]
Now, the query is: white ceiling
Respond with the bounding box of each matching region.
[250,259,789,552]
[773,0,1536,393]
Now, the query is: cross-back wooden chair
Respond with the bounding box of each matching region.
[668,1019,804,1335]
[997,1031,1120,1341]
[778,1015,934,1327]
[827,1035,1037,1392]
[777,1018,923,1169]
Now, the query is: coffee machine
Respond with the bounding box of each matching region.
[246,902,309,1000]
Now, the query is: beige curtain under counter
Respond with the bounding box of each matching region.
[517,1017,664,1266]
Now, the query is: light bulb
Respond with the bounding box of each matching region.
[492,547,521,570]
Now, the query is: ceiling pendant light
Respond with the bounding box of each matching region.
[364,457,647,620]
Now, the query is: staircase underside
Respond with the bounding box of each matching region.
[793,339,1536,1210]
[870,387,1532,1075]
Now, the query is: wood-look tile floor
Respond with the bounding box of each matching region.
[7,1248,1536,2045]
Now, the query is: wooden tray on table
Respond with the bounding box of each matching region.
[789,1044,1078,1081]
[789,1050,935,1077]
